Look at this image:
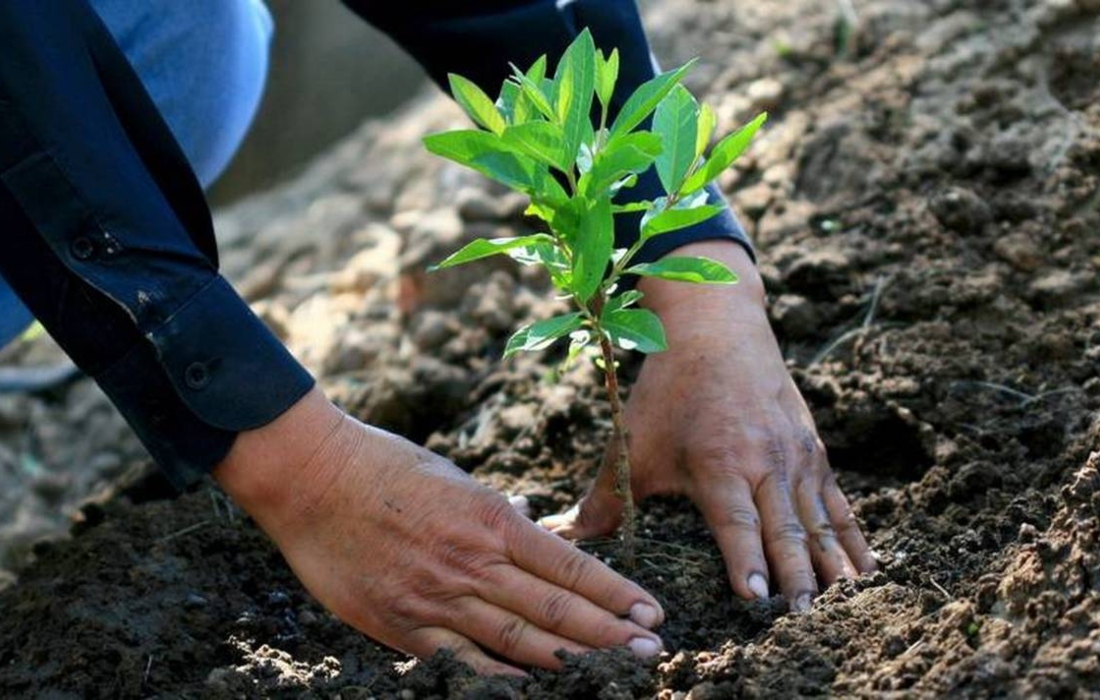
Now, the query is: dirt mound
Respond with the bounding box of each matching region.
[1,0,1099,697]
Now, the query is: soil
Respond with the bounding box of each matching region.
[2,0,1100,697]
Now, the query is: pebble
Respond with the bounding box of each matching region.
[329,226,401,293]
[929,186,992,235]
[770,294,822,339]
[411,310,458,352]
[184,593,208,609]
[736,182,775,219]
[993,232,1043,271]
[986,132,1032,178]
[456,187,505,222]
[1028,269,1094,308]
[783,249,852,294]
[762,163,793,188]
[498,404,537,434]
[746,77,785,112]
[412,208,463,245]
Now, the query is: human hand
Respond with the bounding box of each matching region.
[541,242,876,611]
[214,388,665,675]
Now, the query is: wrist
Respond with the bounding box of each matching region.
[638,241,768,330]
[212,386,345,527]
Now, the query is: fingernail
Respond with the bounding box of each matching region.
[629,602,661,629]
[628,636,663,659]
[508,495,530,518]
[793,593,813,613]
[747,573,770,600]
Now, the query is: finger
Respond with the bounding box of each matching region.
[451,597,596,670]
[755,467,817,612]
[404,627,526,677]
[478,564,663,652]
[795,478,858,586]
[508,521,665,629]
[539,448,623,540]
[693,476,770,600]
[823,476,877,574]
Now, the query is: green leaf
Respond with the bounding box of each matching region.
[602,308,668,353]
[449,74,506,135]
[696,103,717,161]
[497,81,520,124]
[572,195,614,303]
[431,235,555,270]
[554,29,597,167]
[533,171,571,205]
[509,62,555,120]
[681,111,768,195]
[498,81,536,125]
[563,329,595,369]
[606,289,644,313]
[524,201,555,224]
[513,90,535,124]
[580,132,663,197]
[507,239,563,268]
[502,121,571,171]
[609,60,696,138]
[641,204,724,238]
[625,256,738,284]
[508,238,571,289]
[423,130,538,192]
[596,48,620,108]
[653,85,700,194]
[609,173,639,196]
[504,313,585,358]
[552,200,586,248]
[527,55,548,85]
[612,201,652,214]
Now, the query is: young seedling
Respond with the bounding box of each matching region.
[425,30,766,566]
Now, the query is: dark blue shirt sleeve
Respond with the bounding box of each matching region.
[344,0,755,271]
[0,2,313,489]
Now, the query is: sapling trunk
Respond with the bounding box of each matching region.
[596,327,637,570]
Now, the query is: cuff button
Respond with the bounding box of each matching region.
[184,362,211,390]
[71,237,96,261]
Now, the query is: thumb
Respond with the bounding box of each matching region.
[539,447,625,539]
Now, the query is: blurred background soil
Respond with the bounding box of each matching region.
[1,0,1099,697]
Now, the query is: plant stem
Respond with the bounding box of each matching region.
[596,326,636,570]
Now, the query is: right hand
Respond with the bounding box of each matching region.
[214,388,665,676]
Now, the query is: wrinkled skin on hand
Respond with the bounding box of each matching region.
[541,242,877,610]
[215,388,665,675]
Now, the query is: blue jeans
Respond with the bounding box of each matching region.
[0,0,273,349]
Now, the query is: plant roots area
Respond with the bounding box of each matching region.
[2,1,1099,697]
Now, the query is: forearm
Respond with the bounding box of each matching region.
[0,1,312,488]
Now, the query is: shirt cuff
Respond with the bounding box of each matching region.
[95,276,314,489]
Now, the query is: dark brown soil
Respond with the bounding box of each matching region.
[2,0,1099,697]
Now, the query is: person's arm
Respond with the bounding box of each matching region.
[347,0,876,607]
[0,2,313,486]
[0,0,663,673]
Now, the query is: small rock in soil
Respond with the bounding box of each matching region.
[929,186,992,235]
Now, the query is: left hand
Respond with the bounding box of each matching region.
[541,241,876,610]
